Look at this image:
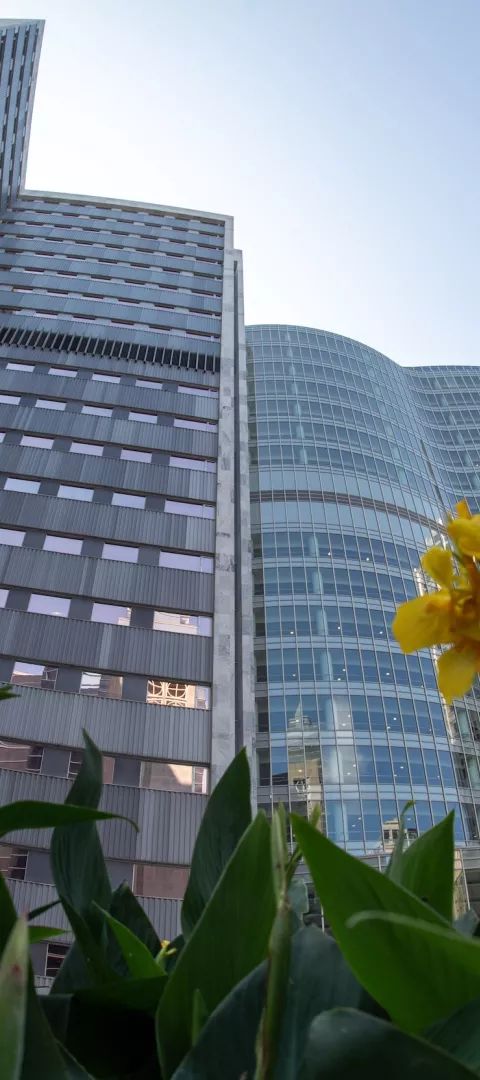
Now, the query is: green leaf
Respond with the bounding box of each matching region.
[0,801,132,839]
[385,799,414,881]
[28,926,64,944]
[58,1047,95,1079]
[94,904,162,980]
[292,816,452,1032]
[288,877,309,923]
[191,988,209,1044]
[426,995,480,1072]
[77,975,167,1014]
[109,883,161,957]
[58,994,158,1077]
[0,684,17,702]
[387,812,454,920]
[347,910,480,1032]
[59,900,114,986]
[256,903,291,1079]
[181,748,251,939]
[305,1008,477,1078]
[157,812,275,1078]
[27,899,61,922]
[0,918,28,1080]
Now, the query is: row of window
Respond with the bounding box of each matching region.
[257,690,448,739]
[7,215,224,255]
[2,256,222,299]
[0,738,208,793]
[0,524,214,572]
[256,499,441,552]
[250,393,422,455]
[3,219,223,259]
[18,198,225,237]
[4,264,222,305]
[4,430,216,473]
[252,425,424,474]
[0,389,218,432]
[2,306,220,343]
[3,358,219,397]
[1,474,215,518]
[0,588,212,635]
[256,644,437,691]
[2,228,222,269]
[257,740,459,792]
[255,600,396,644]
[2,241,222,283]
[7,660,211,709]
[0,845,188,899]
[254,564,418,605]
[254,529,422,574]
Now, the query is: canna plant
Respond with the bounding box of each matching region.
[0,729,480,1077]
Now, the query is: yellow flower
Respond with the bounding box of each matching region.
[437,645,480,704]
[392,499,480,702]
[421,546,454,588]
[392,592,453,652]
[448,515,480,558]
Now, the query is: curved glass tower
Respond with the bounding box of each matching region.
[247,324,480,856]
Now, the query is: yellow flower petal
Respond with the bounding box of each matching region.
[392,592,453,652]
[421,547,454,588]
[447,516,480,557]
[437,646,478,703]
[456,500,472,519]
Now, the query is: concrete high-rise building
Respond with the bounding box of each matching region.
[247,325,480,869]
[0,19,253,979]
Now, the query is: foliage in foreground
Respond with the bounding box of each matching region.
[2,734,480,1078]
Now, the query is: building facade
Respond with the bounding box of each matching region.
[247,325,480,855]
[0,19,253,977]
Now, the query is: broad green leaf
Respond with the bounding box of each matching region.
[347,910,480,1031]
[172,964,266,1080]
[157,812,275,1077]
[0,918,28,1080]
[191,988,209,1044]
[288,877,309,923]
[59,900,114,986]
[292,816,451,1032]
[427,995,480,1072]
[28,926,64,944]
[59,1047,95,1079]
[94,904,161,980]
[58,994,158,1077]
[109,883,160,956]
[78,975,167,1014]
[0,800,132,838]
[174,926,373,1080]
[305,1008,477,1078]
[181,748,251,939]
[0,684,17,702]
[387,812,454,920]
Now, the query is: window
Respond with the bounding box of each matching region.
[68,749,82,780]
[169,455,215,472]
[0,394,20,405]
[102,542,138,563]
[0,847,28,881]
[11,662,57,690]
[0,739,42,773]
[79,671,123,699]
[128,411,156,424]
[27,594,70,618]
[164,499,214,519]
[70,442,103,456]
[6,362,34,372]
[178,385,218,398]
[5,477,40,493]
[92,373,120,383]
[120,448,152,463]
[112,492,145,509]
[140,761,208,793]
[82,405,112,417]
[146,680,210,710]
[153,611,212,636]
[36,399,66,411]
[91,603,131,626]
[58,485,93,502]
[173,417,217,432]
[159,551,214,573]
[45,942,69,978]
[21,435,54,449]
[0,527,25,546]
[133,862,189,899]
[136,379,162,389]
[43,534,83,555]
[48,367,77,378]
[0,588,8,608]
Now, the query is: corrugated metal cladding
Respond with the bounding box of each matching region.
[0,19,249,953]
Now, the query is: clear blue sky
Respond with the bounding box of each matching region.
[7,0,480,366]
